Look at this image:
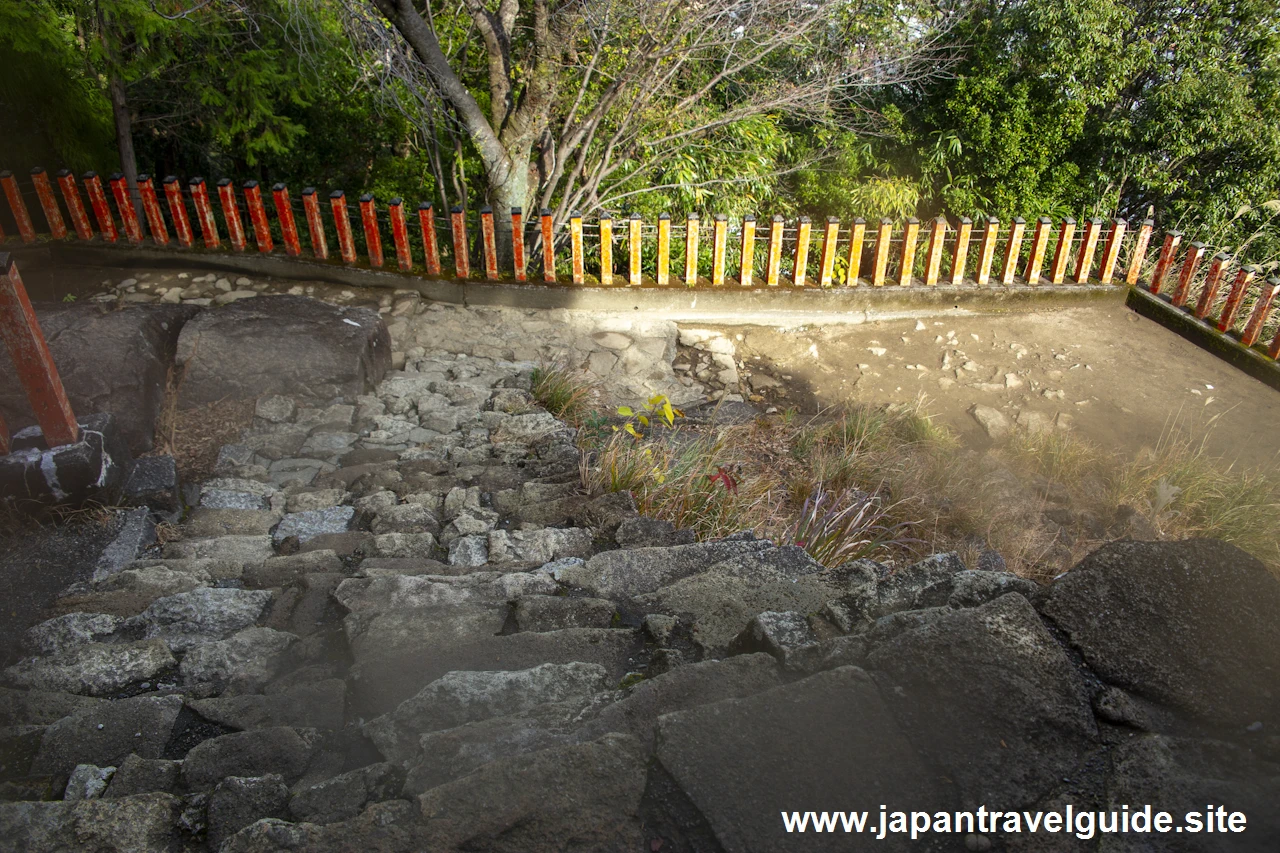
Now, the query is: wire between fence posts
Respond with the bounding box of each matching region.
[1049,218,1075,285]
[1024,216,1051,284]
[57,170,94,242]
[273,184,301,257]
[1216,265,1256,332]
[656,214,671,286]
[1171,242,1207,307]
[512,208,526,281]
[569,212,584,285]
[388,199,412,271]
[0,254,79,448]
[976,218,999,286]
[1194,253,1232,319]
[1099,218,1127,284]
[1241,278,1280,346]
[793,216,811,287]
[215,178,245,251]
[30,168,67,240]
[712,214,728,286]
[137,175,169,246]
[598,216,613,285]
[872,218,892,287]
[418,203,439,275]
[898,217,919,286]
[450,206,469,279]
[331,191,357,264]
[1075,218,1101,284]
[540,209,555,283]
[189,178,218,249]
[1149,231,1182,294]
[628,213,642,286]
[0,171,36,243]
[303,189,328,260]
[766,215,784,287]
[923,217,945,286]
[1126,219,1154,285]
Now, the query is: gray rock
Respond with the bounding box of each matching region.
[490,412,568,444]
[4,640,175,697]
[486,528,594,565]
[948,569,1039,608]
[207,774,290,851]
[245,550,344,588]
[64,763,116,801]
[447,534,488,567]
[558,539,771,599]
[728,610,818,663]
[1040,539,1280,729]
[273,506,356,544]
[366,662,609,764]
[182,728,314,789]
[0,687,106,727]
[0,793,182,853]
[183,508,280,538]
[299,431,358,458]
[255,396,297,424]
[372,533,438,559]
[25,613,122,656]
[217,800,423,852]
[131,587,274,652]
[970,403,1011,439]
[416,734,646,851]
[655,667,950,852]
[122,456,182,515]
[32,695,183,779]
[93,507,158,582]
[175,296,391,406]
[511,595,617,632]
[866,593,1097,808]
[103,755,181,798]
[215,444,256,472]
[614,516,696,548]
[289,763,404,825]
[285,489,345,513]
[200,488,269,511]
[179,627,298,689]
[188,679,347,732]
[49,567,211,620]
[370,503,439,535]
[165,535,274,565]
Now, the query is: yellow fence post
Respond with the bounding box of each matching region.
[1099,218,1127,284]
[793,216,812,287]
[923,217,945,286]
[740,215,756,287]
[1001,217,1025,285]
[599,216,613,285]
[629,213,642,286]
[712,214,728,286]
[569,212,584,285]
[819,217,839,287]
[1024,216,1051,284]
[899,217,919,286]
[872,218,892,287]
[657,214,671,286]
[1126,218,1154,285]
[1074,218,1101,284]
[976,217,999,286]
[766,215,784,286]
[847,218,866,286]
[950,217,972,285]
[1049,218,1075,285]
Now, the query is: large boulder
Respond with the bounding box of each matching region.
[0,793,182,853]
[0,303,195,453]
[31,695,183,780]
[1040,539,1280,729]
[174,296,391,407]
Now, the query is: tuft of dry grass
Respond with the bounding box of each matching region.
[530,361,599,427]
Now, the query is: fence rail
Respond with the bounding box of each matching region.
[2,167,1280,362]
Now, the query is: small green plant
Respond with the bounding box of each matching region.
[615,393,683,438]
[61,292,77,303]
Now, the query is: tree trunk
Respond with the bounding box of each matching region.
[97,2,145,234]
[488,151,531,273]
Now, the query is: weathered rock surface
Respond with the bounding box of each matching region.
[3,640,175,696]
[0,792,182,853]
[130,587,274,652]
[31,695,183,780]
[182,727,314,789]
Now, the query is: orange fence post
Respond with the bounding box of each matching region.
[56,171,94,242]
[215,178,244,251]
[598,216,613,285]
[569,212,584,285]
[740,216,757,286]
[164,176,194,248]
[1216,265,1256,332]
[418,202,439,274]
[976,218,998,285]
[30,168,67,240]
[766,215,784,287]
[1049,218,1075,285]
[541,209,555,283]
[656,214,671,286]
[331,191,357,264]
[137,175,168,245]
[480,207,498,279]
[872,218,892,287]
[818,217,840,287]
[1126,219,1154,285]
[793,216,812,287]
[1149,231,1182,295]
[847,218,866,286]
[360,194,383,268]
[1074,218,1101,284]
[1170,242,1207,307]
[110,174,143,244]
[949,217,972,285]
[0,254,78,447]
[302,189,328,260]
[712,214,728,286]
[84,173,117,242]
[628,213,642,286]
[189,178,218,248]
[1099,218,1126,284]
[243,181,273,253]
[1241,278,1280,346]
[1000,217,1025,285]
[1194,253,1232,319]
[0,171,36,243]
[1024,216,1051,284]
[450,206,469,278]
[684,214,699,286]
[272,184,301,257]
[923,217,945,286]
[898,217,919,286]
[388,199,412,271]
[511,208,526,281]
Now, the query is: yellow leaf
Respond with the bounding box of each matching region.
[624,423,639,437]
[638,414,650,426]
[617,406,634,416]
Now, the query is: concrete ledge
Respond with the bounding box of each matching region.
[11,240,1128,323]
[1126,286,1280,391]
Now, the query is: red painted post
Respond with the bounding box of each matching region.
[846,218,866,286]
[1074,218,1101,284]
[1099,218,1127,284]
[1270,326,1280,360]
[189,178,219,248]
[272,184,301,257]
[1192,252,1229,316]
[540,209,555,282]
[628,213,642,286]
[1024,216,1051,284]
[330,191,357,263]
[1149,232,1182,295]
[109,173,143,244]
[217,179,246,252]
[243,181,273,253]
[740,215,757,287]
[388,199,412,271]
[162,177,193,248]
[569,212,584,285]
[1,171,37,243]
[1170,242,1207,307]
[136,175,168,245]
[302,188,328,260]
[1242,278,1280,347]
[450,206,469,278]
[0,254,79,447]
[511,208,526,281]
[418,203,440,275]
[84,173,117,242]
[1049,218,1076,285]
[30,168,67,240]
[1216,265,1257,332]
[898,217,919,286]
[792,216,811,287]
[923,217,945,286]
[56,171,94,241]
[950,217,972,285]
[479,207,498,280]
[359,193,383,268]
[1126,219,1154,285]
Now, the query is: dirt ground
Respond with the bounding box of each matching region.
[719,306,1280,474]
